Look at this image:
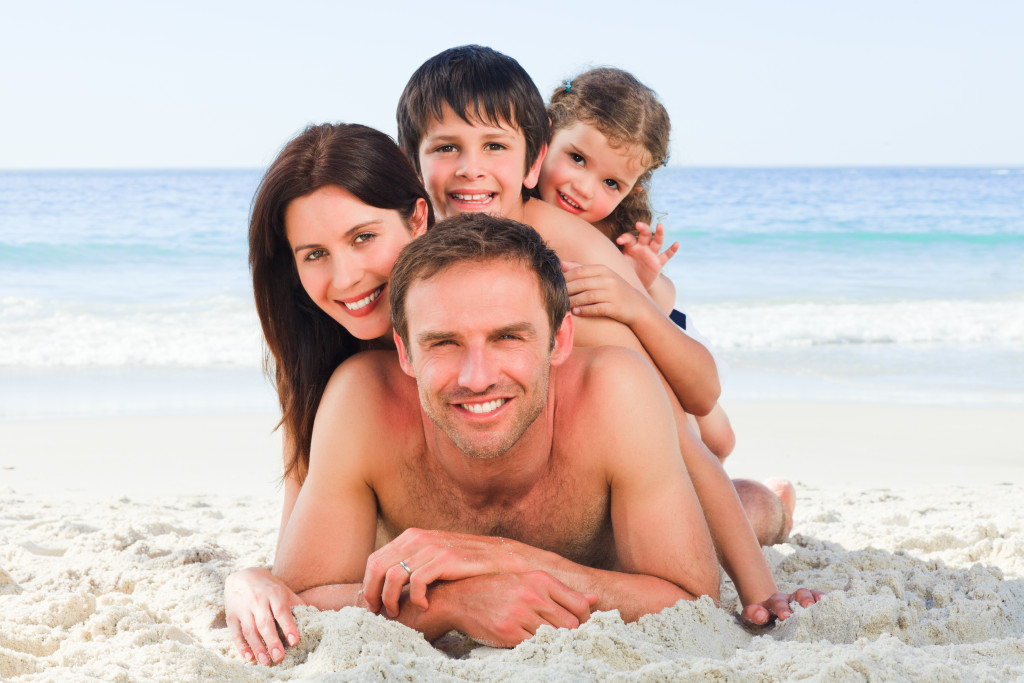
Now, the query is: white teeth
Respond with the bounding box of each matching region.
[461,398,507,414]
[559,192,582,210]
[451,192,494,202]
[344,286,383,311]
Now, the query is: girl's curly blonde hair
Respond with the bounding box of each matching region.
[547,67,670,241]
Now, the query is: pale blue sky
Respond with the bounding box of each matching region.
[2,0,1021,168]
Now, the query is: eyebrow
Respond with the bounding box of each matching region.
[415,322,538,345]
[292,219,384,254]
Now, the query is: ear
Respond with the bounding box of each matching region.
[631,184,644,194]
[394,330,416,378]
[522,143,548,190]
[549,312,574,367]
[410,197,429,238]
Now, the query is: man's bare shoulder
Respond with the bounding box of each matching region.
[556,346,665,420]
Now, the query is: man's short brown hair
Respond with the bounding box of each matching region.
[390,213,569,350]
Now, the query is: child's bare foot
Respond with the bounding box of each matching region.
[763,477,796,540]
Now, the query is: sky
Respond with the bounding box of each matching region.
[2,0,1022,169]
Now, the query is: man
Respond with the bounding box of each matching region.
[235,213,718,657]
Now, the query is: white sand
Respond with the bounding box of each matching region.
[2,402,1023,681]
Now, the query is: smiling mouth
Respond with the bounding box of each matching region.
[558,191,583,212]
[450,192,495,205]
[343,284,385,311]
[460,398,507,414]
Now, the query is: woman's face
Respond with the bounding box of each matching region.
[285,185,428,342]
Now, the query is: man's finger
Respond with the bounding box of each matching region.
[545,579,593,624]
[380,562,414,617]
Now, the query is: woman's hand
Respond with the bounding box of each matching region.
[225,566,306,666]
[617,222,679,292]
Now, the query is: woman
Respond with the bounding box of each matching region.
[228,123,431,665]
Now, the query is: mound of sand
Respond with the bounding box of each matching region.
[2,482,1023,681]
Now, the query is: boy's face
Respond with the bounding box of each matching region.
[417,105,544,222]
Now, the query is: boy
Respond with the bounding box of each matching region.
[394,45,821,627]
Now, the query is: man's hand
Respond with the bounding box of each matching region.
[617,222,679,292]
[440,571,598,647]
[225,566,306,666]
[740,588,825,627]
[362,529,530,617]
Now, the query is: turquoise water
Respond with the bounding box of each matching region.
[1,167,1022,417]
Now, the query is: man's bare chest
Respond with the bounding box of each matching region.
[376,457,615,569]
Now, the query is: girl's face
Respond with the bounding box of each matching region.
[537,122,646,225]
[285,185,428,342]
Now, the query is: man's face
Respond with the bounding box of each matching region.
[396,259,569,460]
[416,104,544,222]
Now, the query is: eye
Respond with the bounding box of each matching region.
[434,144,457,153]
[430,339,456,348]
[569,153,585,166]
[303,248,327,262]
[484,142,507,151]
[353,232,375,245]
[603,179,621,191]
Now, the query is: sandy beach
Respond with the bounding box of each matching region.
[2,400,1022,681]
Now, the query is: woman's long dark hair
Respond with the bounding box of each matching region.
[249,123,433,483]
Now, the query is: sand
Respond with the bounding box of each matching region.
[2,402,1023,681]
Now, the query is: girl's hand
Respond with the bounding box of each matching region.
[617,222,680,292]
[561,261,647,326]
[225,566,306,666]
[740,588,825,627]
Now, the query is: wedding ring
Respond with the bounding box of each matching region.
[398,560,413,576]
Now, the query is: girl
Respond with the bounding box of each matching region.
[536,67,737,461]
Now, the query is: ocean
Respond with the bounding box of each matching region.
[1,167,1022,419]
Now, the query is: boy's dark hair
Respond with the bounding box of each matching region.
[396,45,549,185]
[390,213,569,351]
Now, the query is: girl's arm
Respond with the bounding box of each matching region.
[562,262,720,416]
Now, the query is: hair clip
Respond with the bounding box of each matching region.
[661,155,670,167]
[563,79,572,93]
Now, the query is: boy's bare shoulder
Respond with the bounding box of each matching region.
[521,199,642,285]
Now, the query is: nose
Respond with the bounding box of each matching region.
[458,344,498,394]
[330,254,362,292]
[570,173,594,200]
[456,148,485,180]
